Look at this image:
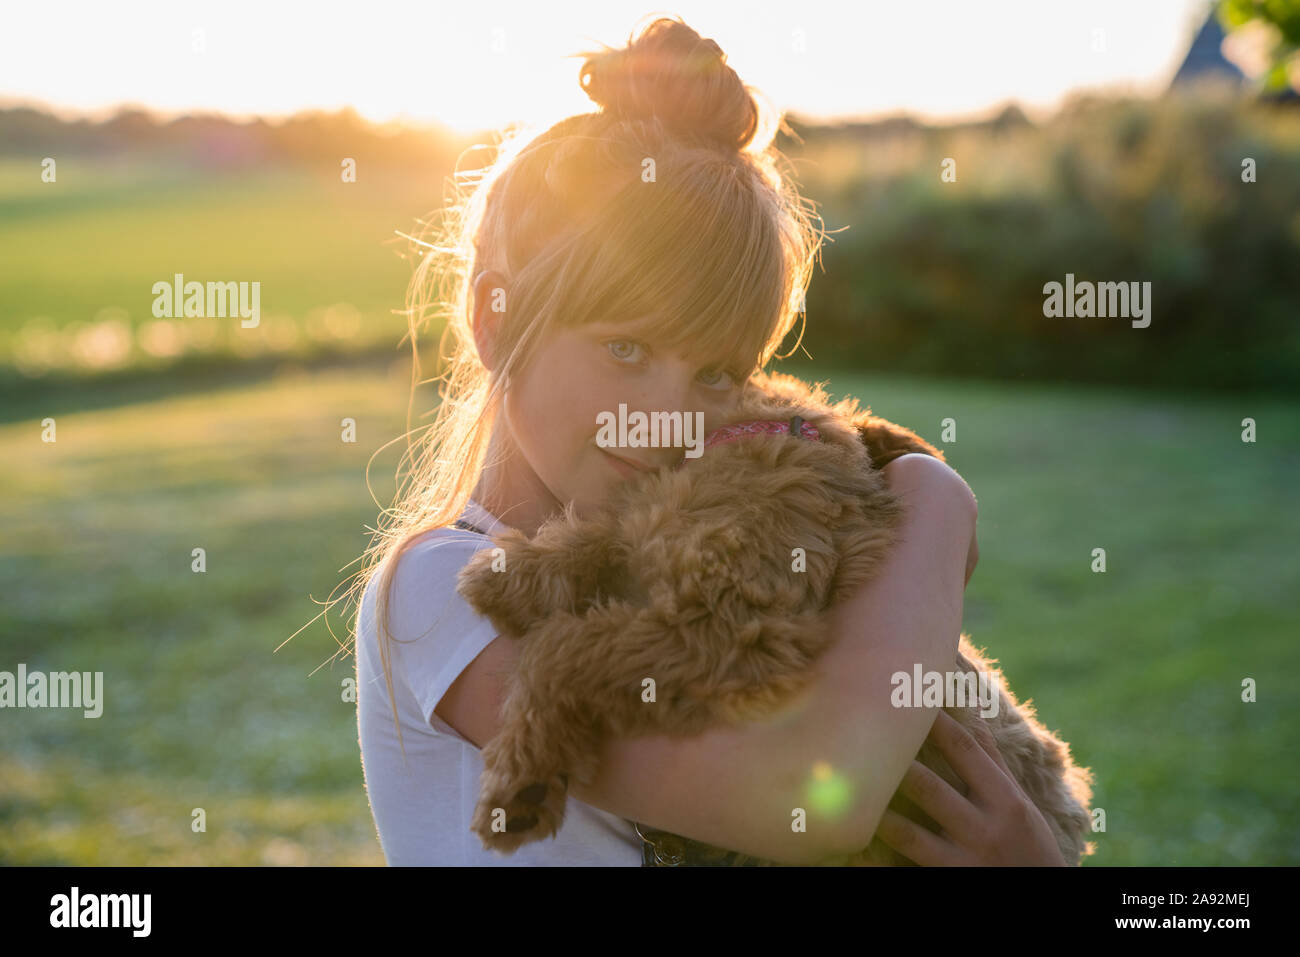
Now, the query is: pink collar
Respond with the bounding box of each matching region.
[703,416,821,450]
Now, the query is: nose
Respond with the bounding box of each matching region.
[624,359,702,465]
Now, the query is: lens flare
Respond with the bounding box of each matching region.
[806,760,852,816]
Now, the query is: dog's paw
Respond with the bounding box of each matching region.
[470,770,571,854]
[456,546,506,609]
[456,546,541,637]
[456,534,577,637]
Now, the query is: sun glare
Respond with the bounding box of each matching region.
[0,1,1211,131]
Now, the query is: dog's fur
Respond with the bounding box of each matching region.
[456,370,1094,865]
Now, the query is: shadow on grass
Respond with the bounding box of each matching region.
[0,347,416,425]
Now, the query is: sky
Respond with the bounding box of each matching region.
[0,0,1217,132]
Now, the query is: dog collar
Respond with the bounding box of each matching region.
[702,415,820,450]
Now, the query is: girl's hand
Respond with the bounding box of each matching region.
[874,710,1067,866]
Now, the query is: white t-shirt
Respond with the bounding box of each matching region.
[355,498,644,865]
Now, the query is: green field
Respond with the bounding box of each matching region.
[2,360,1295,864]
[0,158,442,380]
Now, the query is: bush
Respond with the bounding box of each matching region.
[783,94,1300,393]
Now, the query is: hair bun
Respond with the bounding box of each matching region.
[578,17,759,152]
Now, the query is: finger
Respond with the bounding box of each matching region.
[894,758,982,844]
[946,705,1014,780]
[970,716,1015,780]
[949,658,1015,777]
[927,709,1017,805]
[874,808,965,866]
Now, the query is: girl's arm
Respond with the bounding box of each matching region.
[437,453,975,864]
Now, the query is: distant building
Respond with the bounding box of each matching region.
[1169,3,1298,102]
[1169,7,1245,91]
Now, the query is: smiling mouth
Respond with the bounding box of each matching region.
[598,448,657,477]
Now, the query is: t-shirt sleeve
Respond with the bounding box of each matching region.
[377,531,501,739]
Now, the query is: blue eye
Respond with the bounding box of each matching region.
[605,336,739,391]
[697,368,735,390]
[607,339,646,363]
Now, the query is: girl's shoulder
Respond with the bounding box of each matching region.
[356,521,504,740]
[361,524,496,643]
[393,521,492,586]
[404,522,491,557]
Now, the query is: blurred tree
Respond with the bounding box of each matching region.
[1219,0,1300,92]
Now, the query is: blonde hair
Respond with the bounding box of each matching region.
[326,15,826,757]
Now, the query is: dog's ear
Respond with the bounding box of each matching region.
[853,415,945,468]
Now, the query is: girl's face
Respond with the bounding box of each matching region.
[482,318,746,534]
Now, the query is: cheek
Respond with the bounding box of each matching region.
[702,394,740,434]
[503,354,606,491]
[505,375,564,469]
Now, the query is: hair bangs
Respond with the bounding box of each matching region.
[560,164,792,378]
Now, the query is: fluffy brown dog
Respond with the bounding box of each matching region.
[456,370,1094,865]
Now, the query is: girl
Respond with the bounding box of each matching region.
[352,15,1066,866]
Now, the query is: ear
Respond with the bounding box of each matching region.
[470,270,510,371]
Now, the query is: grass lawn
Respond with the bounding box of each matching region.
[1,360,1296,864]
[0,159,440,382]
[0,158,437,330]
